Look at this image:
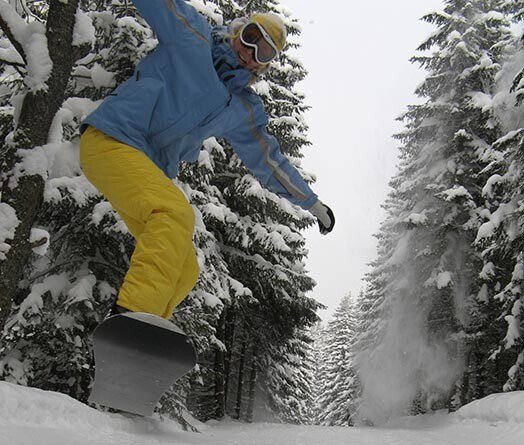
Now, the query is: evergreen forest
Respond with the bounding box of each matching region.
[0,0,523,427]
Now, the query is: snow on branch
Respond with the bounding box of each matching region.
[186,0,223,25]
[72,8,95,48]
[0,40,24,68]
[0,202,19,261]
[0,0,52,91]
[0,0,27,63]
[436,185,473,203]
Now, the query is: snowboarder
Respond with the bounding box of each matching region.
[80,0,335,320]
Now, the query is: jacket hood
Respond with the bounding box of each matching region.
[212,27,255,93]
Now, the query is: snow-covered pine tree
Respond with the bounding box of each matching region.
[263,327,317,424]
[471,0,524,394]
[356,0,513,422]
[184,0,322,421]
[0,0,88,329]
[0,0,100,395]
[354,198,403,355]
[208,0,317,348]
[315,294,359,426]
[306,321,327,421]
[353,167,424,424]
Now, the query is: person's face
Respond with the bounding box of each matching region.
[232,34,263,72]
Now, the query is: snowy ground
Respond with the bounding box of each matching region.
[1,382,524,445]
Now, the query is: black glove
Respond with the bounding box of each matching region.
[309,200,335,235]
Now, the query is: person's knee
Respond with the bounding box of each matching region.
[157,189,195,233]
[160,199,195,234]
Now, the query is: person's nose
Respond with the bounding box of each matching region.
[243,46,255,63]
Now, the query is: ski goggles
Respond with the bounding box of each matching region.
[239,22,279,65]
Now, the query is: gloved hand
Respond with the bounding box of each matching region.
[309,200,335,235]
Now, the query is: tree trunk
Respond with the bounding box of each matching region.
[246,344,258,423]
[213,312,226,418]
[223,306,236,405]
[0,0,83,329]
[234,337,248,420]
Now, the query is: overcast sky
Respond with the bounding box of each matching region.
[280,0,444,320]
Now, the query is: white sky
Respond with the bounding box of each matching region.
[281,0,444,320]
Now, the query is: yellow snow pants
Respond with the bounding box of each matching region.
[80,126,199,319]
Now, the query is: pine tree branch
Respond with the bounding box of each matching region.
[27,259,126,285]
[0,11,27,65]
[0,57,25,73]
[72,42,92,64]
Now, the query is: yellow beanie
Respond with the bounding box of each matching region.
[250,13,287,53]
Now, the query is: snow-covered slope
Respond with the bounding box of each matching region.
[457,391,524,423]
[1,381,524,445]
[0,381,186,444]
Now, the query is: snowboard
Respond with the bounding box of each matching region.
[89,312,197,416]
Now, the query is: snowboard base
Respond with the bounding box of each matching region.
[89,312,197,416]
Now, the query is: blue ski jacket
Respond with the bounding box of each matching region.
[82,0,318,210]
